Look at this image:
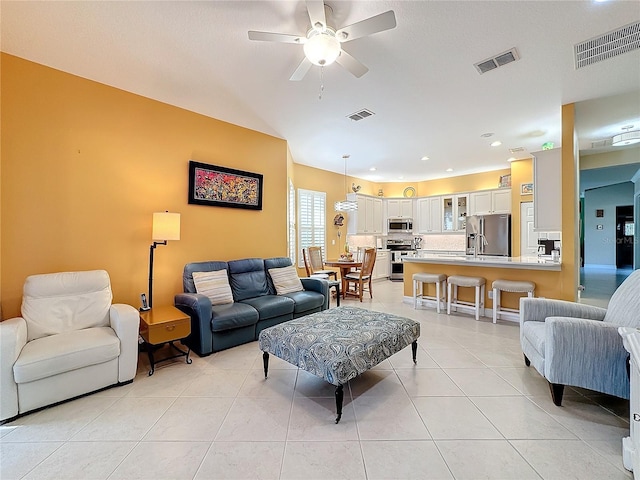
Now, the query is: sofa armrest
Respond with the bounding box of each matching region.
[520,297,606,325]
[109,304,140,383]
[300,277,330,310]
[175,293,213,356]
[545,317,628,398]
[0,317,27,421]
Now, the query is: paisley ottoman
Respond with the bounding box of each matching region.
[258,306,420,423]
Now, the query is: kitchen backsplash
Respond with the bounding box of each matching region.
[421,234,466,251]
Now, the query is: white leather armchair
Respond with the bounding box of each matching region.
[0,270,139,423]
[520,269,640,406]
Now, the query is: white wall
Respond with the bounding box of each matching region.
[584,182,634,266]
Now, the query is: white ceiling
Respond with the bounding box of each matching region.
[1,0,639,182]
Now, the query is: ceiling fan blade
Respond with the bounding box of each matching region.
[248,31,305,44]
[290,57,313,81]
[336,10,397,42]
[335,50,369,78]
[305,0,326,30]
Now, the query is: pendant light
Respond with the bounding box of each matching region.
[334,154,358,211]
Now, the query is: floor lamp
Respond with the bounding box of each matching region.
[148,211,180,309]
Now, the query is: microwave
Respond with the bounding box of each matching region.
[388,218,413,233]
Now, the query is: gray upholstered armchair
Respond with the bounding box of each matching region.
[520,269,640,406]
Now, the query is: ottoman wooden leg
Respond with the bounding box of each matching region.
[262,352,269,378]
[335,385,344,424]
[412,340,418,364]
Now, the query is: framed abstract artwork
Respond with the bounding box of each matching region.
[188,161,263,210]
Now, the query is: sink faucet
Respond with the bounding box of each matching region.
[475,233,488,256]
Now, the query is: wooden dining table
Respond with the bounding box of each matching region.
[324,260,363,298]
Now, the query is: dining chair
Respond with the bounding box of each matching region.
[343,247,376,302]
[306,247,337,280]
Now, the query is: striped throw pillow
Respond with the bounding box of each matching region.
[268,265,303,295]
[192,270,234,305]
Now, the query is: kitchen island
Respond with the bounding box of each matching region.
[404,254,564,320]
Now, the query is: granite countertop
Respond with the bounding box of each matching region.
[405,254,562,271]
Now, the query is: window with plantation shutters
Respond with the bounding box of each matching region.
[288,179,296,265]
[297,189,326,268]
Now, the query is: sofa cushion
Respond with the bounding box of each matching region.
[13,327,120,384]
[603,269,640,327]
[193,270,234,305]
[281,290,325,314]
[240,295,294,320]
[21,270,112,342]
[211,303,259,332]
[183,261,229,294]
[268,266,303,295]
[228,258,269,301]
[522,321,546,358]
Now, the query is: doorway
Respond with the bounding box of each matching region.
[616,205,634,268]
[520,202,537,256]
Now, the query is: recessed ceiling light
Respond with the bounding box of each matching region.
[421,156,430,161]
[398,176,404,180]
[480,133,494,138]
[446,168,453,172]
[490,141,502,147]
[369,167,376,171]
[507,157,516,162]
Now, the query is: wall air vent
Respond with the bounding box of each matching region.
[575,21,640,69]
[347,109,375,121]
[474,47,520,75]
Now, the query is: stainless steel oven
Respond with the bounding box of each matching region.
[387,239,416,281]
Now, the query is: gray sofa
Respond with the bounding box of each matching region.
[175,257,329,356]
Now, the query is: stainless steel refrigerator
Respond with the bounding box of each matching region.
[466,214,511,256]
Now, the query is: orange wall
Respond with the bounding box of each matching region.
[1,54,288,318]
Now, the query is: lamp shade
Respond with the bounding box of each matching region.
[303,32,341,66]
[152,212,180,241]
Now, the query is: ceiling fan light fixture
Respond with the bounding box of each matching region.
[304,30,341,66]
[612,130,640,147]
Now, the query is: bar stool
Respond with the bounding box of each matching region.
[492,279,535,323]
[447,275,486,320]
[413,273,447,313]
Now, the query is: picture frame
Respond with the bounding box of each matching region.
[188,160,263,210]
[521,183,534,195]
[498,174,511,188]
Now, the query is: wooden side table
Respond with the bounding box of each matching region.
[139,305,192,375]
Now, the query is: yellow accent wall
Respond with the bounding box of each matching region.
[1,54,288,318]
[561,103,578,301]
[380,168,511,198]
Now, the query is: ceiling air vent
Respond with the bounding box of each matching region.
[509,147,525,154]
[474,47,520,75]
[591,139,611,149]
[575,21,640,69]
[347,109,375,121]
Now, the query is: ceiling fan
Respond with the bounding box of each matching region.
[248,0,396,81]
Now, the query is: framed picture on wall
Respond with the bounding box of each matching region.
[521,183,533,195]
[188,160,263,210]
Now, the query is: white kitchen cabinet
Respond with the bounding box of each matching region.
[470,189,512,215]
[416,196,442,233]
[386,199,414,219]
[442,194,469,232]
[346,194,383,234]
[532,148,562,232]
[373,250,390,280]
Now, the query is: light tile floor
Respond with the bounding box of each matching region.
[1,281,632,479]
